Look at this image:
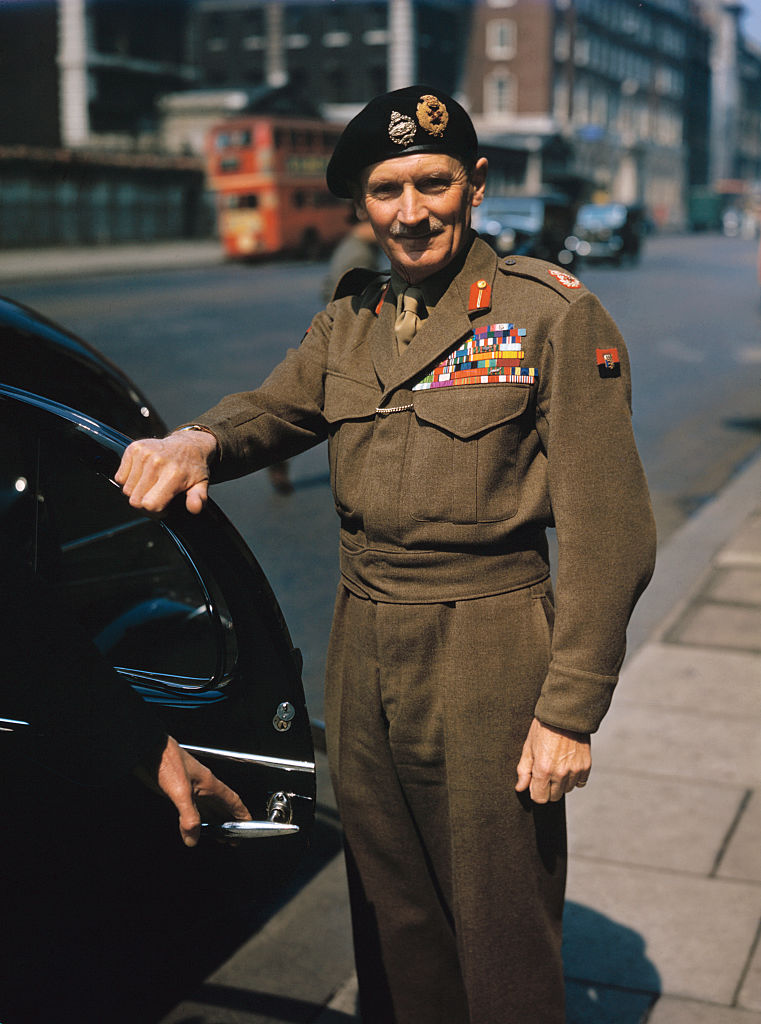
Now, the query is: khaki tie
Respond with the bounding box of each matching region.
[394,285,425,355]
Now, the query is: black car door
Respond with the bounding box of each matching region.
[0,386,316,1018]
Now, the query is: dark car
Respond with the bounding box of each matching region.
[565,202,647,264]
[471,193,577,266]
[0,296,316,1021]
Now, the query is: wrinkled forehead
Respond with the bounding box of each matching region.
[360,152,468,191]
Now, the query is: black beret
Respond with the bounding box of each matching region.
[326,85,478,199]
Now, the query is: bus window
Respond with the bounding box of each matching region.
[224,194,259,210]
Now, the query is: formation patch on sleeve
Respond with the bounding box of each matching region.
[596,347,620,377]
[547,268,581,289]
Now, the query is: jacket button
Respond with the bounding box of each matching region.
[504,258,517,266]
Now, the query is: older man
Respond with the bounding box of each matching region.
[116,86,656,1023]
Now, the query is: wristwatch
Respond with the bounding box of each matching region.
[174,424,220,459]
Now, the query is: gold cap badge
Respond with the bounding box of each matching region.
[417,94,449,137]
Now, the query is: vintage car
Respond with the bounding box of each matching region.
[471,193,578,266]
[564,202,647,264]
[0,295,316,1020]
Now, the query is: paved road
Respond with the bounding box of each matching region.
[7,232,761,724]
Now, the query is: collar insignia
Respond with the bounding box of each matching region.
[375,281,392,315]
[468,278,491,312]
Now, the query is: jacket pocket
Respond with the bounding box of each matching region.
[406,384,532,524]
[323,371,377,516]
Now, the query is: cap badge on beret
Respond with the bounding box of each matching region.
[388,110,417,146]
[417,94,449,137]
[387,93,450,148]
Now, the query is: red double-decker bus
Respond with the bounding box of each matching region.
[205,115,350,259]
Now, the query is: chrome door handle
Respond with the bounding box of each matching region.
[202,819,299,839]
[202,791,299,840]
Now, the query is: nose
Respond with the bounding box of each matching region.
[396,183,427,226]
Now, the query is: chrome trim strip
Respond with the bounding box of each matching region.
[180,743,316,775]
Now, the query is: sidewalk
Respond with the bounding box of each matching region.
[0,239,224,283]
[161,450,761,1024]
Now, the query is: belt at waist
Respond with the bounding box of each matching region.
[339,532,550,604]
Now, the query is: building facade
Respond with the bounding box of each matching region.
[462,0,711,227]
[0,0,757,237]
[188,0,472,123]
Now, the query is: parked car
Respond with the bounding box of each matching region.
[0,295,316,1020]
[472,193,577,266]
[565,202,647,264]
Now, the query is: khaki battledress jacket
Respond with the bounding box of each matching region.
[196,235,656,736]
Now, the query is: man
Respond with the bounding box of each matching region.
[116,86,656,1022]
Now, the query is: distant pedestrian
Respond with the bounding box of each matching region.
[321,211,386,302]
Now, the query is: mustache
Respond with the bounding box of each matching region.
[389,216,445,239]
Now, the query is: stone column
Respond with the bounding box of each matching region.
[57,0,89,147]
[388,0,417,91]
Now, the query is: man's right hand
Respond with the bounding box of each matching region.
[115,430,218,514]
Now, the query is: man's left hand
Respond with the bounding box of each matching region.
[135,736,252,846]
[515,718,591,803]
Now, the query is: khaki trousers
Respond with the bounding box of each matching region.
[325,579,567,1024]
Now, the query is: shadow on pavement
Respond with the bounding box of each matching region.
[564,902,661,1023]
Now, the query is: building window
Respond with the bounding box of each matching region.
[486,19,516,61]
[573,82,589,124]
[590,89,608,126]
[323,31,351,48]
[242,36,265,52]
[363,29,389,46]
[555,26,571,61]
[485,69,516,115]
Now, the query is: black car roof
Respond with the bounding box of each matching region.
[0,294,166,439]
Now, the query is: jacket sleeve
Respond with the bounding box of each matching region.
[189,308,335,482]
[533,291,656,733]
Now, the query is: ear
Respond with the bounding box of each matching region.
[354,200,370,222]
[470,157,488,209]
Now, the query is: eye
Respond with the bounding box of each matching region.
[367,181,399,200]
[418,177,451,194]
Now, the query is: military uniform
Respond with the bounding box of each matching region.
[192,232,656,1022]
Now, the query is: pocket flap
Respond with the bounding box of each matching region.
[412,384,531,439]
[323,372,377,424]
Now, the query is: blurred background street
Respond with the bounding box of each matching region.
[1,0,760,1019]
